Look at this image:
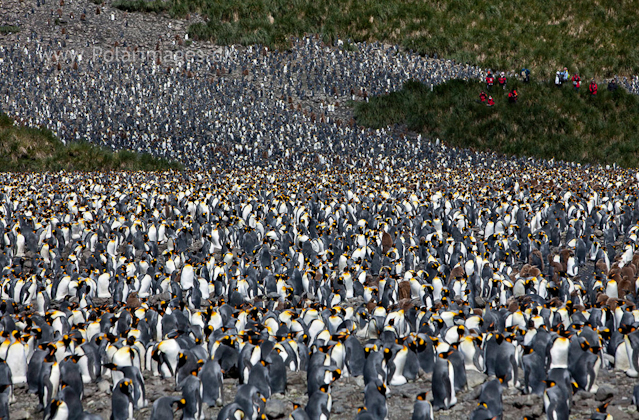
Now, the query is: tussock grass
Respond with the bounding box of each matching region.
[170,0,639,78]
[0,25,20,34]
[353,79,639,167]
[0,113,183,172]
[111,0,170,13]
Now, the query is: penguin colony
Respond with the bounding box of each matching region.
[2,14,639,420]
[2,158,639,420]
[0,37,488,170]
[2,38,637,172]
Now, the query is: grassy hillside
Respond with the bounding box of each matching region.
[0,113,183,171]
[151,0,639,79]
[352,79,639,167]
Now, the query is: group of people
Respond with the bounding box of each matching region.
[555,67,587,92]
[555,67,620,96]
[479,88,519,106]
[481,66,624,106]
[478,87,518,106]
[481,69,524,107]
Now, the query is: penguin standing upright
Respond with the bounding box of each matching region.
[522,346,546,396]
[305,384,332,420]
[267,351,287,395]
[247,360,271,399]
[387,345,409,385]
[104,364,147,409]
[6,331,28,384]
[431,357,456,411]
[234,384,264,420]
[199,358,224,407]
[0,359,14,404]
[363,380,387,420]
[412,391,433,420]
[0,385,9,420]
[60,356,84,399]
[111,379,134,420]
[181,374,204,420]
[343,334,366,377]
[568,341,600,393]
[543,380,570,420]
[58,385,83,420]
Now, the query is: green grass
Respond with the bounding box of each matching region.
[0,113,183,172]
[352,79,639,167]
[111,0,170,13]
[166,0,639,79]
[0,26,20,34]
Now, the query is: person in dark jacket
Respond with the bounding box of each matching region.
[588,79,597,96]
[520,68,530,83]
[608,78,618,91]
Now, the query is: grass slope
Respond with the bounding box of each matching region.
[353,79,639,167]
[165,0,639,78]
[0,113,183,172]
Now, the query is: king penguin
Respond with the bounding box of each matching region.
[412,391,434,420]
[431,357,456,411]
[111,379,134,420]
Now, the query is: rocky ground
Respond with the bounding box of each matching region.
[7,363,639,420]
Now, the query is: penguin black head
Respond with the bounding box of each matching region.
[120,379,132,394]
[49,399,64,418]
[377,383,387,396]
[596,402,610,413]
[416,391,428,401]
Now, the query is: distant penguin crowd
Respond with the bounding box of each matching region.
[2,36,638,172]
[1,153,639,420]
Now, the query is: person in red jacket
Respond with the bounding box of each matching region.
[572,73,581,90]
[486,96,495,107]
[508,88,518,103]
[486,71,495,91]
[589,79,597,96]
[479,91,487,103]
[498,72,507,89]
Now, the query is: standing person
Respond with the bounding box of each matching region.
[479,91,487,103]
[608,78,618,91]
[561,67,570,83]
[486,71,495,91]
[498,72,507,89]
[572,73,581,90]
[588,79,597,96]
[520,67,530,83]
[486,96,495,107]
[555,71,562,88]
